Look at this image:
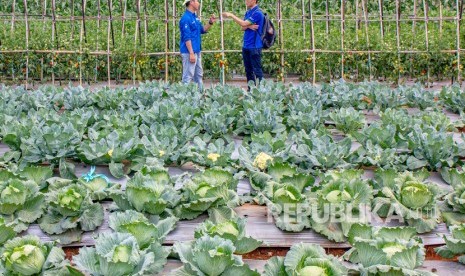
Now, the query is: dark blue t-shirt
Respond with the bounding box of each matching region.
[179,10,206,54]
[243,6,264,49]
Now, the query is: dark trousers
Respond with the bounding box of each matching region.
[242,48,263,87]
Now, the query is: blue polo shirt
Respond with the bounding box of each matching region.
[243,5,264,49]
[179,10,206,54]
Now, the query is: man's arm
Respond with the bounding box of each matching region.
[185,40,196,63]
[241,25,259,31]
[202,15,217,33]
[222,12,253,28]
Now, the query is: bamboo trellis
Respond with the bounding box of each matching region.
[0,0,464,88]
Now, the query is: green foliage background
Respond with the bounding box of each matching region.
[0,0,463,83]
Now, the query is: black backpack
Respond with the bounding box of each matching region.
[260,12,276,49]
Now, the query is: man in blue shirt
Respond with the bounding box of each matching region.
[223,0,264,88]
[180,0,216,90]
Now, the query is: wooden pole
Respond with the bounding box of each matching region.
[144,0,148,53]
[301,0,305,39]
[42,0,47,29]
[133,0,141,85]
[52,0,57,84]
[457,0,462,83]
[439,0,443,38]
[41,0,46,82]
[172,0,176,53]
[355,0,359,42]
[219,0,226,85]
[325,0,330,35]
[95,0,101,82]
[165,0,169,82]
[81,0,87,43]
[310,0,316,85]
[412,0,417,39]
[325,0,331,78]
[341,0,345,79]
[423,0,430,85]
[71,0,75,40]
[378,0,384,39]
[121,0,126,37]
[278,0,285,81]
[97,0,101,29]
[79,0,86,86]
[395,0,401,83]
[11,0,15,33]
[107,0,112,87]
[107,0,115,47]
[362,0,372,80]
[23,0,29,89]
[136,0,142,46]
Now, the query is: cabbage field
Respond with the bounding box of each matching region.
[1,80,465,275]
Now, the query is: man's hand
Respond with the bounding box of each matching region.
[189,53,196,63]
[209,14,217,24]
[222,12,233,18]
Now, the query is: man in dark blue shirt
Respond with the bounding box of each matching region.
[223,0,264,88]
[180,0,216,90]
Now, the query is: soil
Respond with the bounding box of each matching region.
[62,244,457,262]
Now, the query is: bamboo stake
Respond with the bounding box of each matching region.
[79,0,86,86]
[410,0,417,77]
[165,0,169,82]
[143,0,148,53]
[52,0,57,84]
[378,0,384,39]
[97,0,101,29]
[325,0,331,78]
[219,0,225,85]
[81,0,87,43]
[42,0,46,29]
[95,0,101,82]
[23,0,29,89]
[41,0,46,82]
[172,0,176,53]
[439,0,443,38]
[107,0,112,87]
[362,0,372,80]
[107,0,115,47]
[11,0,15,33]
[355,0,359,42]
[136,0,142,45]
[310,0,316,85]
[341,0,345,79]
[278,0,285,81]
[395,0,401,83]
[71,0,75,40]
[325,0,330,35]
[423,0,430,85]
[133,0,141,85]
[412,0,417,39]
[301,0,305,39]
[121,0,126,37]
[457,0,462,82]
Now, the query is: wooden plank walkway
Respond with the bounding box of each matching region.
[161,259,465,275]
[24,202,450,248]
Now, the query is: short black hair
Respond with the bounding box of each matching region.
[185,0,191,7]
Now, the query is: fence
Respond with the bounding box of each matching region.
[0,0,463,88]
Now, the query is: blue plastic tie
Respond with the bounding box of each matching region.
[81,166,111,185]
